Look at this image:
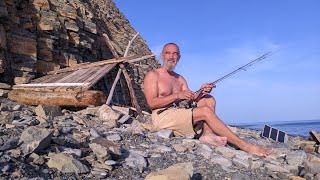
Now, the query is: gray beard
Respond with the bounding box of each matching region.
[164,61,176,72]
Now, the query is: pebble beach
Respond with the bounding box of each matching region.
[0,96,320,180]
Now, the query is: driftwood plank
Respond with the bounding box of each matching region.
[32,72,72,83]
[8,89,106,107]
[84,64,116,89]
[58,67,101,92]
[55,68,90,83]
[13,83,89,87]
[45,72,71,83]
[47,56,131,75]
[68,68,94,83]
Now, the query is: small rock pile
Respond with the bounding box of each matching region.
[0,85,320,179]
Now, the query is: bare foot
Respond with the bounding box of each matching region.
[199,132,227,146]
[242,143,273,156]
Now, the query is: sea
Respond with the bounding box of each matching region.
[230,119,320,137]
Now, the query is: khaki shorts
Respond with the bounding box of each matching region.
[152,107,203,138]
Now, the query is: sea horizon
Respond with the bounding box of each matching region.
[229,119,320,137]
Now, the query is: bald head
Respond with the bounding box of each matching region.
[162,43,180,54]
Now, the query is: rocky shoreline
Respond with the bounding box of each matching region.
[1,91,320,179]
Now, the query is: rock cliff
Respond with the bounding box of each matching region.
[0,0,160,110]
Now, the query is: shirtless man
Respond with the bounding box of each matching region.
[143,42,273,156]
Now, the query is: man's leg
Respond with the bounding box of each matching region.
[196,95,227,146]
[193,103,272,156]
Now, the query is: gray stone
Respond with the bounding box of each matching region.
[286,150,307,166]
[197,144,213,159]
[215,146,236,158]
[12,105,22,111]
[90,128,101,138]
[118,114,131,124]
[98,105,121,122]
[186,153,196,160]
[91,169,107,179]
[72,116,85,125]
[264,163,290,173]
[35,105,62,120]
[104,160,117,166]
[232,158,250,169]
[112,105,130,115]
[0,89,9,97]
[0,138,19,151]
[231,173,250,180]
[227,126,238,134]
[234,150,252,161]
[124,152,147,172]
[91,137,122,156]
[65,19,79,32]
[211,155,233,167]
[153,145,172,153]
[1,165,10,173]
[60,147,82,157]
[172,144,188,152]
[249,160,264,170]
[103,118,117,128]
[106,134,121,141]
[305,161,320,174]
[77,106,99,116]
[0,112,14,124]
[304,173,314,179]
[156,129,173,139]
[19,126,53,155]
[145,163,193,180]
[47,153,89,173]
[89,143,111,162]
[84,21,97,34]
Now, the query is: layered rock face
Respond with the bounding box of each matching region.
[0,0,160,110]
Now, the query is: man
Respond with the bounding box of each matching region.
[143,43,272,156]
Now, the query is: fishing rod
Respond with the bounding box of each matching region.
[157,49,278,114]
[194,50,278,94]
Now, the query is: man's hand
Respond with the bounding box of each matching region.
[177,90,195,101]
[200,83,216,93]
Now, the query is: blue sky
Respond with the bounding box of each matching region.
[114,1,320,124]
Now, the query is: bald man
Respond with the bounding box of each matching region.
[143,43,272,156]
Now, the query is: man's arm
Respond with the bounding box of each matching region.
[194,83,216,102]
[143,71,179,110]
[180,76,196,101]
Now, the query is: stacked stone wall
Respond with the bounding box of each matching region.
[0,0,159,111]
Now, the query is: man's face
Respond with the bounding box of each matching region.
[161,44,180,72]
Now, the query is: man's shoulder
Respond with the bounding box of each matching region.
[145,69,160,80]
[146,69,160,76]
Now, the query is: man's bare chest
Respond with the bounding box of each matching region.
[157,76,182,97]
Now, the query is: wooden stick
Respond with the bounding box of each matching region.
[124,32,140,57]
[127,54,155,64]
[106,68,122,105]
[119,63,142,117]
[102,33,120,59]
[102,32,143,117]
